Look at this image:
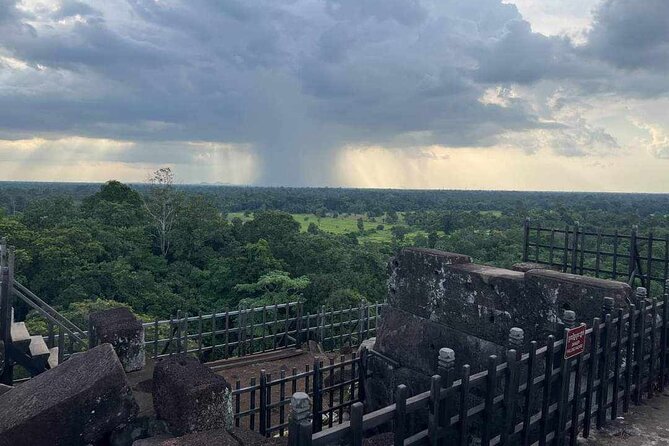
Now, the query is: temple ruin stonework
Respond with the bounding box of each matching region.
[366,247,632,410]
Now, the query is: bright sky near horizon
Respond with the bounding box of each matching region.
[1,0,668,191]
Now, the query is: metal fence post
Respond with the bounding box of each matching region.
[661,283,669,391]
[394,385,408,446]
[175,310,182,354]
[602,297,614,320]
[296,302,303,348]
[357,303,364,344]
[502,349,520,446]
[437,348,455,446]
[288,392,312,446]
[358,347,368,403]
[0,240,13,385]
[259,369,267,436]
[319,305,325,346]
[629,226,638,283]
[428,374,442,446]
[312,359,323,432]
[351,402,364,446]
[570,222,580,273]
[522,217,530,262]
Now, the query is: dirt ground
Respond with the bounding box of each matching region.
[582,392,669,445]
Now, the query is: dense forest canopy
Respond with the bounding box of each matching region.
[1,179,668,326]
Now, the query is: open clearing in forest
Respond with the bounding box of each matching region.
[227,212,433,244]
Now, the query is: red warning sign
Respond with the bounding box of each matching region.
[564,324,586,359]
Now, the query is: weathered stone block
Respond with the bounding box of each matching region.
[0,384,12,397]
[437,263,534,340]
[365,356,432,412]
[387,248,471,312]
[133,430,235,446]
[131,428,288,446]
[389,248,546,342]
[228,427,288,446]
[374,306,504,376]
[511,262,560,273]
[90,307,146,372]
[526,269,631,324]
[153,355,233,435]
[0,343,138,446]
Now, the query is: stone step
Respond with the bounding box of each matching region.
[10,322,31,352]
[48,347,59,369]
[29,335,50,365]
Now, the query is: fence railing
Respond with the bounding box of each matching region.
[522,218,669,296]
[287,287,669,446]
[232,350,368,437]
[39,301,383,363]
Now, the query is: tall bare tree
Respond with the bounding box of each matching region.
[143,167,180,257]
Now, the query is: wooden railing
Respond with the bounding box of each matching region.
[287,288,669,446]
[522,218,669,296]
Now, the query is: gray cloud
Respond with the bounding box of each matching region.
[586,0,669,71]
[0,0,665,184]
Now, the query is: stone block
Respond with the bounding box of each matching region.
[133,430,235,446]
[228,427,288,446]
[437,263,536,340]
[388,248,471,312]
[90,307,146,372]
[131,428,287,446]
[153,355,233,435]
[511,262,560,273]
[374,306,505,376]
[525,269,631,324]
[389,248,544,342]
[0,343,138,446]
[365,356,432,412]
[0,384,12,397]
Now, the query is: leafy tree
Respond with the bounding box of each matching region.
[82,181,145,227]
[428,231,439,248]
[357,217,364,233]
[21,196,77,230]
[234,270,310,307]
[391,225,410,241]
[307,222,319,234]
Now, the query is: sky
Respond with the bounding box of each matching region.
[0,0,668,191]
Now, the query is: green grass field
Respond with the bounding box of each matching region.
[227,212,433,244]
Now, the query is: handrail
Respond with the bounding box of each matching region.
[13,288,87,348]
[14,281,87,339]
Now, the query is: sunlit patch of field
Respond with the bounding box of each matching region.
[227,212,434,243]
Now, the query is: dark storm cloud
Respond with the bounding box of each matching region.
[586,0,669,71]
[0,0,666,184]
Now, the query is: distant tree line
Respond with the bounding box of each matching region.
[0,178,668,326]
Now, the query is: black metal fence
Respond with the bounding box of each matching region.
[39,301,383,363]
[233,350,368,437]
[288,290,669,446]
[522,219,669,296]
